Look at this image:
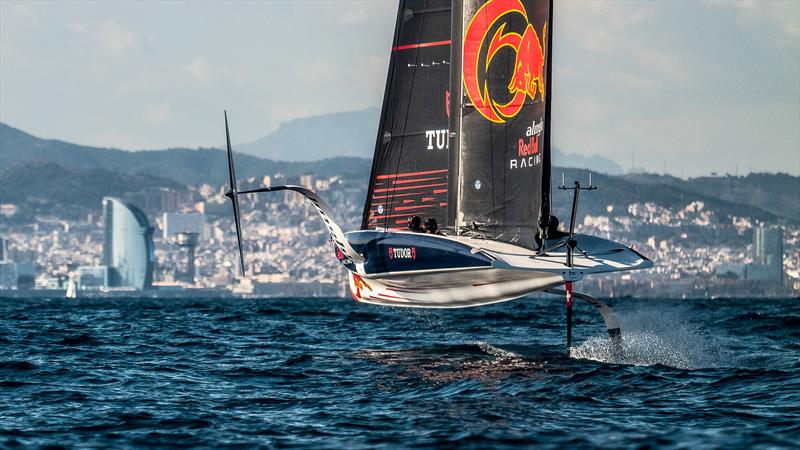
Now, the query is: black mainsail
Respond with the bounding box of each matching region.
[364,0,553,249]
[362,0,453,230]
[455,0,553,248]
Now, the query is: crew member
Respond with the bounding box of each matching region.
[547,215,561,238]
[407,215,423,232]
[424,217,438,234]
[537,215,564,249]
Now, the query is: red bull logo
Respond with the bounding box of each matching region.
[463,0,547,123]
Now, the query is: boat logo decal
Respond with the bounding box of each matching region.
[511,118,543,169]
[388,246,416,260]
[351,273,372,301]
[463,0,547,123]
[425,129,450,150]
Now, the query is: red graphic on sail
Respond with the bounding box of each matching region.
[463,0,547,123]
[367,169,448,229]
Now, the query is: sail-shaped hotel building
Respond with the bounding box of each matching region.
[102,197,154,290]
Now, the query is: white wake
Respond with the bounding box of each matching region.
[570,306,732,370]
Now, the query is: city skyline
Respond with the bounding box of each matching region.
[1,0,798,177]
[0,169,797,298]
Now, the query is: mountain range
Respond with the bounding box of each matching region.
[1,119,797,224]
[235,108,380,162]
[0,122,370,186]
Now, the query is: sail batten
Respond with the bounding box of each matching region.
[392,40,452,51]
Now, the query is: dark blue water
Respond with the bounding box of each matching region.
[1,296,798,449]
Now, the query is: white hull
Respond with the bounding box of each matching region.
[350,267,563,308]
[347,231,652,308]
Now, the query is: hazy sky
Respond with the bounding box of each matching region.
[1,0,798,177]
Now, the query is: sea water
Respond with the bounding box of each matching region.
[1,296,798,448]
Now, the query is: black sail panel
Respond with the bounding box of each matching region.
[456,0,552,249]
[362,0,453,231]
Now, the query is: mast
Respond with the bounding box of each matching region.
[539,0,554,237]
[447,0,463,229]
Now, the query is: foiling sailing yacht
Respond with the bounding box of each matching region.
[222,0,652,351]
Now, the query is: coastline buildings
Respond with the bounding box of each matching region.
[174,232,199,284]
[77,266,110,291]
[746,226,784,282]
[714,225,785,283]
[1,172,797,298]
[102,197,154,289]
[162,213,205,284]
[0,260,16,290]
[0,236,17,289]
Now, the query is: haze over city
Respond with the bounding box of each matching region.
[1,0,798,177]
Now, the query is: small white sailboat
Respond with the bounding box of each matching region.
[221,0,652,351]
[65,278,77,299]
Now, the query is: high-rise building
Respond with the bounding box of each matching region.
[102,197,154,289]
[299,175,314,190]
[0,237,7,262]
[747,226,783,282]
[141,187,180,213]
[753,227,782,266]
[284,176,304,207]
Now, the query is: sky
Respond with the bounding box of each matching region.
[1,0,798,177]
